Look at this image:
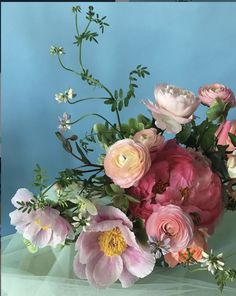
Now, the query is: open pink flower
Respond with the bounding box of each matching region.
[199,84,235,107]
[164,229,208,267]
[9,188,74,248]
[73,206,155,288]
[129,140,222,229]
[104,139,151,188]
[216,120,236,153]
[144,84,200,134]
[146,205,194,253]
[133,128,164,151]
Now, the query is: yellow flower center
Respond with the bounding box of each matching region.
[34,218,50,231]
[98,227,127,256]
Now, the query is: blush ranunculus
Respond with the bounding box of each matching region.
[216,120,236,153]
[144,84,200,134]
[164,229,208,267]
[133,128,164,151]
[129,140,223,229]
[146,205,194,253]
[199,84,235,107]
[73,206,155,288]
[104,139,151,188]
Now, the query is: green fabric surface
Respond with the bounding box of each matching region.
[2,211,236,296]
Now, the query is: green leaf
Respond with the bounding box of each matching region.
[112,195,129,211]
[133,218,148,245]
[63,140,73,153]
[118,100,123,111]
[114,90,118,100]
[55,131,65,142]
[75,142,90,163]
[229,133,236,147]
[124,194,140,203]
[176,123,192,144]
[206,99,225,121]
[119,88,123,99]
[124,96,129,107]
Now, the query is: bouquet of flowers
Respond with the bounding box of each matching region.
[10,5,236,291]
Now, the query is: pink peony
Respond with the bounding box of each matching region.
[129,140,222,229]
[104,139,151,188]
[9,188,74,248]
[146,205,194,253]
[164,229,208,267]
[73,206,155,288]
[144,84,200,134]
[199,84,235,107]
[133,128,164,151]
[216,120,236,153]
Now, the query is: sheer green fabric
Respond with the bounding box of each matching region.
[2,212,236,296]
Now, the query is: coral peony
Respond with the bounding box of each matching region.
[216,120,236,153]
[144,84,200,134]
[199,84,235,107]
[73,206,155,288]
[10,188,74,248]
[146,205,194,252]
[104,139,151,188]
[129,140,222,229]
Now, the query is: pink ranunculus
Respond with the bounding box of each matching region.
[164,229,208,267]
[144,84,200,134]
[104,139,151,188]
[146,205,194,252]
[129,140,222,229]
[133,128,164,152]
[73,206,155,288]
[216,120,236,153]
[199,84,235,107]
[9,188,74,248]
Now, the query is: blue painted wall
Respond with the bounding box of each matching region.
[2,2,236,235]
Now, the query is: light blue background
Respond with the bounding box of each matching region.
[2,2,236,236]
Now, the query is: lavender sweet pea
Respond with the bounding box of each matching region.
[9,188,74,248]
[73,206,155,288]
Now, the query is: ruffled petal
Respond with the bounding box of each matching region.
[93,255,123,287]
[86,220,123,233]
[122,246,155,278]
[85,252,103,288]
[30,229,52,248]
[119,225,139,249]
[73,254,87,279]
[119,266,138,288]
[76,232,100,264]
[11,188,36,208]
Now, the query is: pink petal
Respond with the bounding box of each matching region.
[122,247,155,278]
[86,220,123,233]
[73,254,87,279]
[119,225,139,249]
[9,210,35,233]
[93,255,123,287]
[11,188,36,208]
[30,229,53,248]
[85,252,103,288]
[76,232,100,264]
[97,206,133,229]
[119,266,138,288]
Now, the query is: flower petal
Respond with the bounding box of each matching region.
[93,255,123,287]
[122,246,155,278]
[85,252,103,288]
[73,254,87,279]
[30,228,52,248]
[86,220,123,232]
[119,266,138,288]
[76,232,100,264]
[11,188,36,208]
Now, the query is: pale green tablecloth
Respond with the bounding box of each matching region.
[2,212,236,296]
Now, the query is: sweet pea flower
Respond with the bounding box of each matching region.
[199,84,235,107]
[146,205,194,253]
[73,206,155,288]
[133,128,164,151]
[104,139,151,188]
[227,150,236,178]
[164,229,208,267]
[216,120,236,153]
[9,188,74,248]
[144,84,200,134]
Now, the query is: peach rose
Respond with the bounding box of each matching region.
[199,84,235,107]
[104,139,151,188]
[216,120,236,153]
[133,128,164,151]
[164,230,208,267]
[146,205,194,253]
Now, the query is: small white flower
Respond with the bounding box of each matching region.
[55,88,76,104]
[58,112,71,132]
[50,46,64,55]
[72,214,91,230]
[66,88,76,100]
[55,92,67,103]
[200,250,225,275]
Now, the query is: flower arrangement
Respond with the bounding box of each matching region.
[10,5,236,291]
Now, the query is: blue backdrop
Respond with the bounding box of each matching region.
[2,2,236,236]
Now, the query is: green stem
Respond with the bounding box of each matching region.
[69,113,122,136]
[66,97,109,105]
[224,252,236,260]
[57,55,80,76]
[41,182,57,197]
[188,267,208,273]
[75,13,79,36]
